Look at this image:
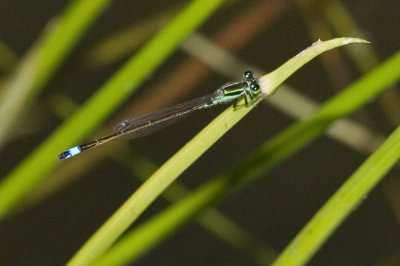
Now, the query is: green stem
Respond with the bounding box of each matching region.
[68,38,369,265]
[273,125,400,266]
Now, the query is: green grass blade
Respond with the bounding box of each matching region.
[0,0,227,220]
[0,0,112,145]
[273,126,400,266]
[93,147,277,266]
[67,38,367,265]
[94,51,400,265]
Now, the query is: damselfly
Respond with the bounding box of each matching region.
[58,71,261,160]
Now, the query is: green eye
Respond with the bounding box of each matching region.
[250,83,260,93]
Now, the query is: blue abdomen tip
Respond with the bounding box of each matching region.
[57,146,81,160]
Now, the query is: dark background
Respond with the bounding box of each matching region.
[0,0,399,265]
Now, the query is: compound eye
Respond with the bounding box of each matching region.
[250,83,260,93]
[243,71,253,80]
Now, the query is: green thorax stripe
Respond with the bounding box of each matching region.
[222,81,247,97]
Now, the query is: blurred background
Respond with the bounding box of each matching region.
[0,0,399,265]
